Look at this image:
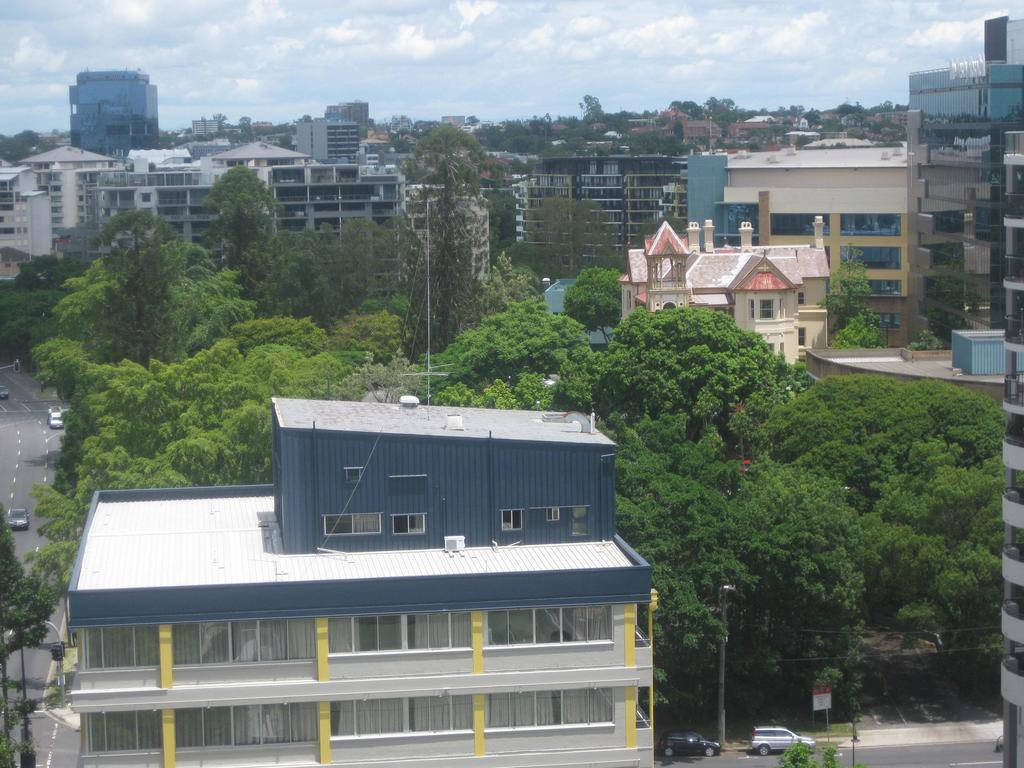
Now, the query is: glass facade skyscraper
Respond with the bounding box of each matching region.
[70,70,159,159]
[907,17,1024,341]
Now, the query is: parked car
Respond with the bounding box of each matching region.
[6,507,29,531]
[749,727,816,755]
[658,731,721,757]
[48,409,64,429]
[0,384,8,399]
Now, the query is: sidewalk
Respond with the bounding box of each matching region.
[44,707,79,731]
[724,719,1003,751]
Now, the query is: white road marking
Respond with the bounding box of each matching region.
[949,762,1001,766]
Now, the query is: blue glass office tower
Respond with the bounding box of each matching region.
[907,16,1024,340]
[69,70,159,158]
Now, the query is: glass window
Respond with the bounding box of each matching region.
[175,709,204,748]
[840,213,900,236]
[260,620,289,661]
[409,696,450,732]
[879,313,901,329]
[205,708,232,746]
[588,688,614,723]
[798,327,806,346]
[587,606,612,640]
[232,621,259,662]
[287,619,316,660]
[759,299,774,320]
[797,291,805,306]
[86,713,106,752]
[511,692,536,727]
[570,506,588,535]
[486,693,510,728]
[328,617,353,653]
[137,711,161,750]
[344,466,362,483]
[200,622,230,664]
[84,628,103,669]
[103,627,135,667]
[358,698,404,735]
[324,513,381,535]
[771,213,828,236]
[507,610,534,644]
[378,615,402,650]
[261,703,290,744]
[840,245,901,269]
[105,711,139,751]
[356,616,379,652]
[290,702,318,742]
[233,705,261,745]
[487,611,510,645]
[545,507,559,522]
[135,625,159,666]
[331,700,356,736]
[868,279,902,296]
[563,607,587,642]
[537,690,562,725]
[501,508,523,531]
[451,613,471,648]
[748,299,755,319]
[393,514,425,534]
[562,689,590,724]
[535,609,561,643]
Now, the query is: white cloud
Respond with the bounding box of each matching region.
[519,23,554,52]
[760,11,829,57]
[101,0,155,25]
[453,0,497,28]
[11,34,66,72]
[246,0,287,27]
[903,11,1004,48]
[320,20,374,44]
[669,59,715,79]
[566,16,608,37]
[232,78,261,93]
[866,47,894,64]
[616,16,698,48]
[392,25,472,60]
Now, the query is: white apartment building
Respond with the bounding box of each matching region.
[67,399,655,768]
[20,146,122,230]
[0,166,52,258]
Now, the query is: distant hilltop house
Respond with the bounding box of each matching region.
[619,220,829,363]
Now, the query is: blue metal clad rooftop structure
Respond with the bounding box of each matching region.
[273,399,616,554]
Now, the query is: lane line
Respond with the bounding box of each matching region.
[949,762,1001,766]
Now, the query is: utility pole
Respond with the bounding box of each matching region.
[718,584,736,747]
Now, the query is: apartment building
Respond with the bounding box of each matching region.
[1002,127,1024,768]
[0,166,52,258]
[191,117,225,137]
[688,146,910,345]
[67,398,656,768]
[20,146,123,230]
[296,119,361,163]
[326,101,370,128]
[515,155,687,254]
[908,16,1024,342]
[94,142,405,243]
[619,220,829,362]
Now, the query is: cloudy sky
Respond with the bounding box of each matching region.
[0,0,1010,134]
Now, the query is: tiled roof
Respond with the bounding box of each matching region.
[741,269,791,291]
[20,147,115,164]
[211,142,309,160]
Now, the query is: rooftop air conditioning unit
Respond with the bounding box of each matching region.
[444,535,466,552]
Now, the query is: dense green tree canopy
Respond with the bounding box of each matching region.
[563,267,621,342]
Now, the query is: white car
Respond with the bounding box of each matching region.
[48,409,64,429]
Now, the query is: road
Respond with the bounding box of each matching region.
[0,367,79,765]
[660,740,1003,768]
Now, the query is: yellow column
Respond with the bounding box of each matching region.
[158,624,173,688]
[471,611,484,674]
[625,687,637,749]
[649,589,659,734]
[473,693,486,756]
[315,617,329,682]
[624,604,636,667]
[318,701,332,764]
[161,709,175,768]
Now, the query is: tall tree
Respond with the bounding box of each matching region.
[203,166,280,295]
[821,260,875,333]
[579,95,604,122]
[531,197,617,275]
[563,267,621,342]
[403,125,486,355]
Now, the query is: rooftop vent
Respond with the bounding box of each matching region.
[881,151,890,160]
[399,395,420,408]
[766,155,780,164]
[446,414,465,431]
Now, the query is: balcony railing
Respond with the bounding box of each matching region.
[1006,488,1024,505]
[1009,194,1024,220]
[1005,544,1023,562]
[1006,655,1024,675]
[1007,376,1024,406]
[1008,132,1024,157]
[1006,599,1023,619]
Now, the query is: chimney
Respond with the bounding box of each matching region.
[740,221,754,250]
[687,221,701,254]
[813,216,825,249]
[703,219,714,253]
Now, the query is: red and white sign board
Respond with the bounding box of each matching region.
[812,682,832,712]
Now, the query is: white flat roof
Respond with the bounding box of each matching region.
[75,494,633,591]
[273,398,615,445]
[728,145,907,169]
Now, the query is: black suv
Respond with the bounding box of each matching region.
[658,731,721,757]
[6,508,29,531]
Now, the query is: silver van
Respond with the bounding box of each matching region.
[750,726,816,755]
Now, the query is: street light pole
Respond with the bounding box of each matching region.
[718,584,736,747]
[18,645,29,747]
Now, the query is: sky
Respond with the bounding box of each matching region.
[0,0,1012,134]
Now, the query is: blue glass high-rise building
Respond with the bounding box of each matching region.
[69,70,159,158]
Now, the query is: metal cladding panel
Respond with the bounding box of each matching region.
[68,564,652,628]
[276,422,615,554]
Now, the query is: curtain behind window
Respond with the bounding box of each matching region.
[288,619,315,659]
[589,688,613,722]
[262,703,289,743]
[587,606,612,640]
[428,613,449,648]
[135,625,159,666]
[290,703,318,742]
[451,613,471,648]
[175,709,204,748]
[536,690,561,725]
[105,711,137,751]
[408,614,431,649]
[86,713,106,752]
[486,693,510,728]
[103,627,135,667]
[204,707,232,746]
[172,624,200,665]
[201,622,230,664]
[136,710,162,750]
[233,705,261,745]
[84,628,103,669]
[563,689,589,724]
[259,620,288,661]
[511,692,535,727]
[232,621,259,662]
[328,618,352,653]
[330,701,355,736]
[535,609,560,643]
[452,695,473,729]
